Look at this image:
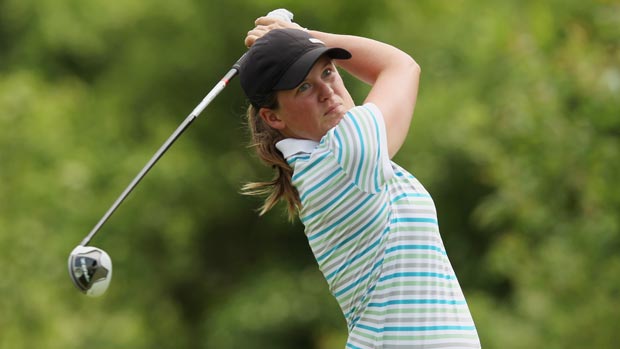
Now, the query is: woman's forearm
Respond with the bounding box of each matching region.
[307,30,417,86]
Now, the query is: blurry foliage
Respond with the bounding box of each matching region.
[1,0,619,348]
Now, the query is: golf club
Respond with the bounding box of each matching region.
[68,8,294,297]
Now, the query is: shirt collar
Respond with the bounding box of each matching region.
[275,138,319,159]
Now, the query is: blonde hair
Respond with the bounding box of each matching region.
[242,97,301,221]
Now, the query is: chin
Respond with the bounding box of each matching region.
[325,114,344,131]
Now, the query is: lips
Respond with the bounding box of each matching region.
[324,103,342,116]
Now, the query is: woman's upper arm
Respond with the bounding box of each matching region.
[303,31,421,158]
[364,57,420,159]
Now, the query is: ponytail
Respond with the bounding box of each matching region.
[242,97,301,221]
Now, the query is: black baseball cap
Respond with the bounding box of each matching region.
[239,28,351,107]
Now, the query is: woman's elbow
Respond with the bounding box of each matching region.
[407,56,421,78]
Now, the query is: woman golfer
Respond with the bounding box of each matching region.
[239,15,481,349]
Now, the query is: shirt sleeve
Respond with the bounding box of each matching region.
[322,103,394,193]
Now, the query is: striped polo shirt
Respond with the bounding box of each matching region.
[276,103,480,349]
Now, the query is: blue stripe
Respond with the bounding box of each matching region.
[385,244,447,255]
[300,167,342,202]
[369,299,467,307]
[334,258,384,298]
[302,185,370,241]
[302,183,356,225]
[343,283,379,321]
[391,192,431,203]
[349,315,361,329]
[356,323,476,333]
[300,183,355,225]
[302,186,366,241]
[288,154,310,163]
[378,272,456,282]
[292,152,329,181]
[325,226,390,281]
[351,116,366,185]
[369,107,382,192]
[390,217,438,225]
[346,343,364,349]
[394,170,416,179]
[335,128,344,164]
[316,202,388,261]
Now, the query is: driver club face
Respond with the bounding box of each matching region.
[68,245,112,297]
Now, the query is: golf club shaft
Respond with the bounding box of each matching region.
[80,8,293,247]
[80,66,240,246]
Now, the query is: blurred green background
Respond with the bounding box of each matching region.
[1,0,619,348]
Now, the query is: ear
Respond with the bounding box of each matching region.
[258,107,286,130]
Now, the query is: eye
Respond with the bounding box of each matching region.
[322,68,333,78]
[297,82,311,93]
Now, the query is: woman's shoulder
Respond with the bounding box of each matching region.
[345,103,382,119]
[332,103,385,138]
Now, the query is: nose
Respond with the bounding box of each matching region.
[318,81,334,101]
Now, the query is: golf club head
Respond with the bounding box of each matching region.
[68,245,112,297]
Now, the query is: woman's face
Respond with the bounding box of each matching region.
[259,56,355,141]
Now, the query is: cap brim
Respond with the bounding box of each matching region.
[273,47,351,91]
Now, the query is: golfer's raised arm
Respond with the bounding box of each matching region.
[308,31,420,158]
